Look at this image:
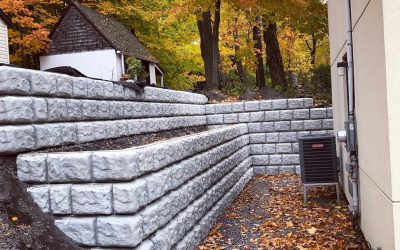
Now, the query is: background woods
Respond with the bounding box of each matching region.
[0,0,330,102]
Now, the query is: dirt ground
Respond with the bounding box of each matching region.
[198,175,369,250]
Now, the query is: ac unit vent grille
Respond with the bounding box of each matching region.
[299,136,338,184]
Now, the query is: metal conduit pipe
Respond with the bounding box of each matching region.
[345,0,359,219]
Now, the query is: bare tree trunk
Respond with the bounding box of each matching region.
[306,32,317,66]
[253,16,265,89]
[196,0,221,90]
[263,20,287,89]
[233,18,247,87]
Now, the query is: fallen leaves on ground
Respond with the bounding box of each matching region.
[198,175,369,250]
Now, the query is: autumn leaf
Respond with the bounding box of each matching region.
[11,216,18,222]
[307,227,317,235]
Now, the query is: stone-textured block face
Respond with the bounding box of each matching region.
[276,143,292,154]
[265,111,280,121]
[207,114,223,125]
[238,113,250,123]
[244,101,259,111]
[50,184,72,214]
[263,144,276,154]
[293,109,310,120]
[253,166,266,175]
[0,97,34,123]
[310,108,327,119]
[71,184,112,214]
[252,155,269,165]
[323,119,334,129]
[205,104,215,114]
[250,144,263,155]
[261,122,274,132]
[231,102,244,112]
[272,99,288,110]
[291,120,304,131]
[249,133,266,144]
[304,120,322,130]
[97,216,143,247]
[280,165,295,174]
[27,185,50,213]
[47,99,68,121]
[55,218,96,246]
[282,154,300,165]
[327,107,333,118]
[304,98,313,108]
[266,166,279,175]
[266,133,279,143]
[288,98,304,109]
[249,112,265,122]
[47,153,91,182]
[269,155,282,165]
[280,110,293,120]
[279,132,298,143]
[0,125,35,153]
[248,123,262,133]
[215,103,232,114]
[224,114,238,124]
[113,180,148,214]
[17,154,47,182]
[259,100,272,110]
[274,121,290,132]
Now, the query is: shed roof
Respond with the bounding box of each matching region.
[0,9,12,26]
[50,1,158,63]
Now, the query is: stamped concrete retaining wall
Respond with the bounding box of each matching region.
[0,66,207,154]
[16,124,252,249]
[205,100,333,175]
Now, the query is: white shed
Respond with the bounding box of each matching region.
[0,9,11,64]
[40,1,163,85]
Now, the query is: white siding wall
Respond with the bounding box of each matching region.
[40,49,122,81]
[0,19,10,64]
[149,62,156,84]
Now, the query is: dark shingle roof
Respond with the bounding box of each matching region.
[0,9,12,26]
[69,2,157,63]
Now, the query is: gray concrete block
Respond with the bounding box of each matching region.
[0,96,34,123]
[310,108,327,119]
[47,99,68,121]
[92,151,139,181]
[304,98,313,108]
[259,100,272,110]
[298,131,311,137]
[97,216,143,247]
[323,119,334,129]
[292,143,299,153]
[295,165,301,175]
[66,99,82,120]
[266,166,279,175]
[136,240,155,250]
[87,79,104,98]
[60,123,78,144]
[249,111,265,122]
[102,81,114,98]
[145,168,172,202]
[263,144,276,154]
[231,102,245,112]
[109,101,124,119]
[47,152,91,182]
[224,113,238,124]
[252,155,269,165]
[279,132,298,143]
[327,107,333,118]
[34,124,62,148]
[293,109,310,120]
[56,75,73,97]
[72,78,88,97]
[205,104,215,114]
[280,110,293,120]
[266,132,279,143]
[248,123,262,133]
[261,122,274,132]
[253,166,266,175]
[50,184,72,214]
[272,99,288,110]
[17,154,47,182]
[288,98,304,109]
[238,113,250,122]
[249,133,266,144]
[269,155,282,165]
[32,98,48,122]
[0,125,35,153]
[112,83,124,99]
[214,103,232,113]
[27,185,50,213]
[207,114,223,125]
[250,144,263,155]
[55,218,96,246]
[276,143,292,153]
[71,184,112,214]
[265,111,280,121]
[304,120,322,130]
[282,154,300,165]
[280,165,295,174]
[274,121,291,132]
[113,180,148,214]
[291,120,304,131]
[30,72,57,95]
[244,101,260,111]
[311,130,330,136]
[0,67,31,94]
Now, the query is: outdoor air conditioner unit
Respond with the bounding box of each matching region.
[298,135,339,203]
